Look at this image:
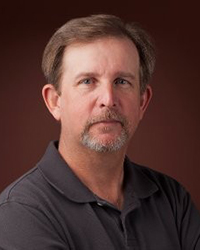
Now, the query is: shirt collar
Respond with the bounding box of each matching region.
[124,157,158,199]
[38,141,158,204]
[38,141,96,203]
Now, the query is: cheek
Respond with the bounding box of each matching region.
[60,98,91,129]
[123,99,142,126]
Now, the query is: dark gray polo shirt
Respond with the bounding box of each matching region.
[0,141,200,250]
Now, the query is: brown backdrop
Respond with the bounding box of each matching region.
[0,1,199,210]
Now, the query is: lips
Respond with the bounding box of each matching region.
[83,108,128,134]
[92,119,122,126]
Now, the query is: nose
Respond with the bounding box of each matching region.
[97,83,117,109]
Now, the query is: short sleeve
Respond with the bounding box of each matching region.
[0,201,69,250]
[176,187,200,250]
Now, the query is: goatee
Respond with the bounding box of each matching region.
[80,108,130,152]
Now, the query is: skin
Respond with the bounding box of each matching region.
[42,37,152,209]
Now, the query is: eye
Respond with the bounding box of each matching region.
[80,78,93,85]
[114,78,130,87]
[77,77,96,90]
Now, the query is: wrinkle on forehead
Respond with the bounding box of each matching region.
[61,37,140,83]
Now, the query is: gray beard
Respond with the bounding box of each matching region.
[80,109,130,153]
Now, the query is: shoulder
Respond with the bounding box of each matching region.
[127,160,200,248]
[132,160,185,192]
[0,165,48,209]
[127,159,200,223]
[0,165,69,249]
[127,159,192,211]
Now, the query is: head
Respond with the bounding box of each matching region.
[42,14,155,95]
[42,15,155,154]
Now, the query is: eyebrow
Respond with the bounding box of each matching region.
[115,71,136,80]
[75,72,98,81]
[74,71,136,81]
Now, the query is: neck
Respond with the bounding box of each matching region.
[59,139,127,210]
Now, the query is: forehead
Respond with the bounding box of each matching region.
[62,37,140,76]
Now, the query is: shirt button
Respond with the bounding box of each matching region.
[97,202,103,206]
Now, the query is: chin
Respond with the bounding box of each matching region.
[81,132,129,153]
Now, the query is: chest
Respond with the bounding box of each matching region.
[50,199,181,250]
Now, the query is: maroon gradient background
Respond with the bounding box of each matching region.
[0,1,199,209]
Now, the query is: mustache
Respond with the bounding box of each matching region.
[84,109,128,130]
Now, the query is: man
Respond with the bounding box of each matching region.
[0,14,199,250]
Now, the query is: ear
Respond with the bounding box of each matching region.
[42,84,61,121]
[139,85,153,120]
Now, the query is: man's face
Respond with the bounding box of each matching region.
[56,37,151,152]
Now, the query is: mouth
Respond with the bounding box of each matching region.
[84,109,127,133]
[93,119,122,126]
